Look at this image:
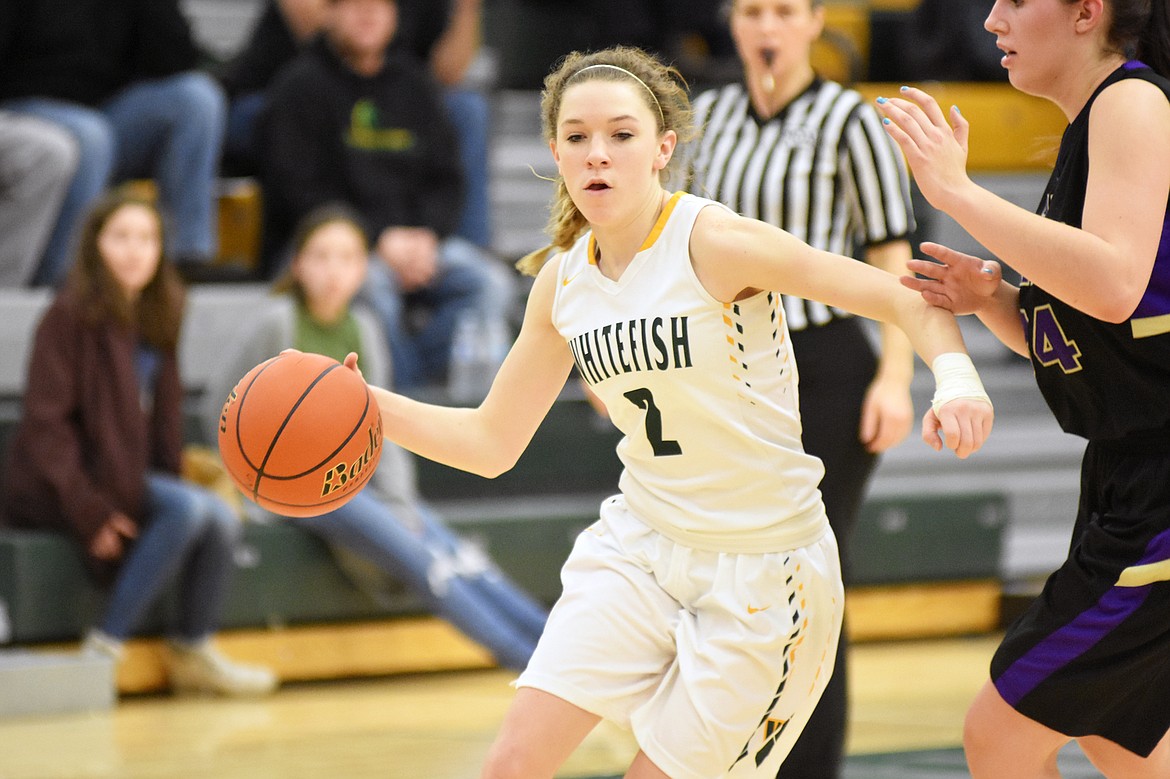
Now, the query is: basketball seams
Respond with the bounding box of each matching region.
[260,387,374,481]
[244,465,377,512]
[218,352,383,517]
[250,363,343,494]
[230,356,279,475]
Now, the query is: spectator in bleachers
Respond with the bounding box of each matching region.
[203,203,547,671]
[259,0,514,395]
[0,188,277,697]
[0,112,78,287]
[0,0,237,284]
[218,0,494,249]
[217,0,328,178]
[687,3,918,777]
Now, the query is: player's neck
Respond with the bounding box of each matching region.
[591,189,670,280]
[1050,52,1128,121]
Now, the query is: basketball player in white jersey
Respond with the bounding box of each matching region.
[346,45,994,779]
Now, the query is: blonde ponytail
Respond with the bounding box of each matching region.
[515,177,589,277]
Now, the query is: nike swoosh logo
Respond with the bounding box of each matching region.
[747,604,770,615]
[562,272,582,287]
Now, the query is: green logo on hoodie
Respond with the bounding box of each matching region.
[347,100,416,151]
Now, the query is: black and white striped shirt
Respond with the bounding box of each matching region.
[687,79,915,331]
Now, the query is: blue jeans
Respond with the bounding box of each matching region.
[359,237,516,391]
[4,71,227,284]
[444,88,492,249]
[99,473,242,643]
[294,492,547,671]
[223,90,266,174]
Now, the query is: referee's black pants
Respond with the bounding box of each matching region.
[778,320,879,779]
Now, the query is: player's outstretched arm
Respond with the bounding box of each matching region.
[902,241,1029,357]
[354,259,575,478]
[859,240,916,454]
[689,206,994,458]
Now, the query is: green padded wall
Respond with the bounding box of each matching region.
[1,492,1006,644]
[851,492,1007,586]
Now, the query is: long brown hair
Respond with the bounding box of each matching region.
[515,46,695,277]
[1101,0,1170,77]
[66,187,186,351]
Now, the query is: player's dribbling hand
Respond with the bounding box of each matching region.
[922,398,994,459]
[901,242,1002,316]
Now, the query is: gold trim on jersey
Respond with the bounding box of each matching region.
[1116,559,1170,587]
[730,555,826,772]
[586,191,686,265]
[722,292,786,389]
[639,191,684,252]
[723,301,748,386]
[1131,312,1170,339]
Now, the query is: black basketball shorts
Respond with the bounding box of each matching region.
[990,441,1170,756]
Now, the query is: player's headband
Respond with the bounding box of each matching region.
[570,64,665,127]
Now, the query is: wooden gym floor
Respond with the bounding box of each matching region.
[0,633,1083,779]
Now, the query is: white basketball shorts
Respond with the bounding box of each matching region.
[515,496,844,778]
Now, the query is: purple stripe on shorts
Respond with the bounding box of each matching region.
[994,527,1170,707]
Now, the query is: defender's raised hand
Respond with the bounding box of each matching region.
[876,86,972,211]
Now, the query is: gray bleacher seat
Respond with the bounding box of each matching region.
[0,289,51,403]
[0,284,277,400]
[179,282,278,397]
[180,0,264,61]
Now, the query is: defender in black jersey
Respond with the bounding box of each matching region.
[879,0,1170,776]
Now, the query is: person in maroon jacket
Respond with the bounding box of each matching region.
[0,188,276,697]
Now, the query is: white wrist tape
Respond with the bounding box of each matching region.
[930,352,992,416]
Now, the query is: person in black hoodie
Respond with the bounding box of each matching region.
[259,0,514,395]
[218,1,320,172]
[0,0,230,284]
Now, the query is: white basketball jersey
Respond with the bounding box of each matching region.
[552,192,828,552]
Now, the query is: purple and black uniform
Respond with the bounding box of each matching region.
[992,61,1170,757]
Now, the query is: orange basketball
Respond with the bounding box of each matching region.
[217,351,383,517]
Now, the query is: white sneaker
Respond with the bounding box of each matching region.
[164,640,278,697]
[80,630,124,662]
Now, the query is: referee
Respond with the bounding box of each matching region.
[688,2,918,777]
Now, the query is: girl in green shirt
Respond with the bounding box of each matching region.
[207,204,547,670]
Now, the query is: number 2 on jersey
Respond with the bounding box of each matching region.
[623,388,682,456]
